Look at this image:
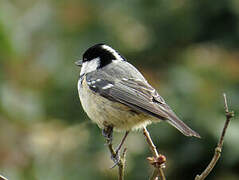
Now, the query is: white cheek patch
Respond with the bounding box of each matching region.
[80,57,100,76]
[77,79,81,91]
[101,45,124,61]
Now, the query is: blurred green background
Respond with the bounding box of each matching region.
[0,0,239,179]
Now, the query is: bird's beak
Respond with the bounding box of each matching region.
[75,60,83,66]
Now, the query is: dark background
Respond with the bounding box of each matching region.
[0,0,239,179]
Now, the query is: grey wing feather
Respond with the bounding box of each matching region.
[116,79,200,138]
[86,75,169,119]
[108,81,169,120]
[86,69,200,138]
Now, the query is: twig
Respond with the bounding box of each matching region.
[118,148,127,180]
[150,169,159,180]
[0,175,8,180]
[195,93,234,180]
[143,127,166,180]
[106,139,127,180]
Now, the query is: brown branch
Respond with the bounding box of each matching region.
[150,169,159,180]
[118,148,127,180]
[143,127,166,180]
[106,139,127,180]
[195,93,234,180]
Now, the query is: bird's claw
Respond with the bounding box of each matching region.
[110,150,121,168]
[104,138,112,146]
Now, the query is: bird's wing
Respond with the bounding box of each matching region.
[86,74,200,138]
[86,75,168,119]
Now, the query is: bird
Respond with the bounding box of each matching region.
[75,43,200,164]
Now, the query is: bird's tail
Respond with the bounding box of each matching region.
[166,112,201,138]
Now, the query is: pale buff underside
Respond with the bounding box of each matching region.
[78,77,159,131]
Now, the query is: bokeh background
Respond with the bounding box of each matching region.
[0,0,239,179]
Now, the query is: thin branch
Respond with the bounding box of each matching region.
[150,169,159,180]
[218,93,232,147]
[106,139,127,180]
[195,93,234,180]
[118,148,127,180]
[0,175,8,180]
[143,127,159,157]
[143,127,166,180]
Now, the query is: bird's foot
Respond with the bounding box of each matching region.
[110,150,121,168]
[110,132,129,168]
[102,126,113,145]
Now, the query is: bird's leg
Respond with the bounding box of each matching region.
[102,126,119,167]
[102,127,129,168]
[111,131,129,168]
[102,125,113,145]
[115,131,129,155]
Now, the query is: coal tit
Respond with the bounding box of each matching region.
[76,43,200,144]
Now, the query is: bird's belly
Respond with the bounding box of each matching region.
[78,78,152,131]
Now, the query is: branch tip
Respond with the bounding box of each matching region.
[0,175,8,180]
[143,127,166,180]
[194,93,233,180]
